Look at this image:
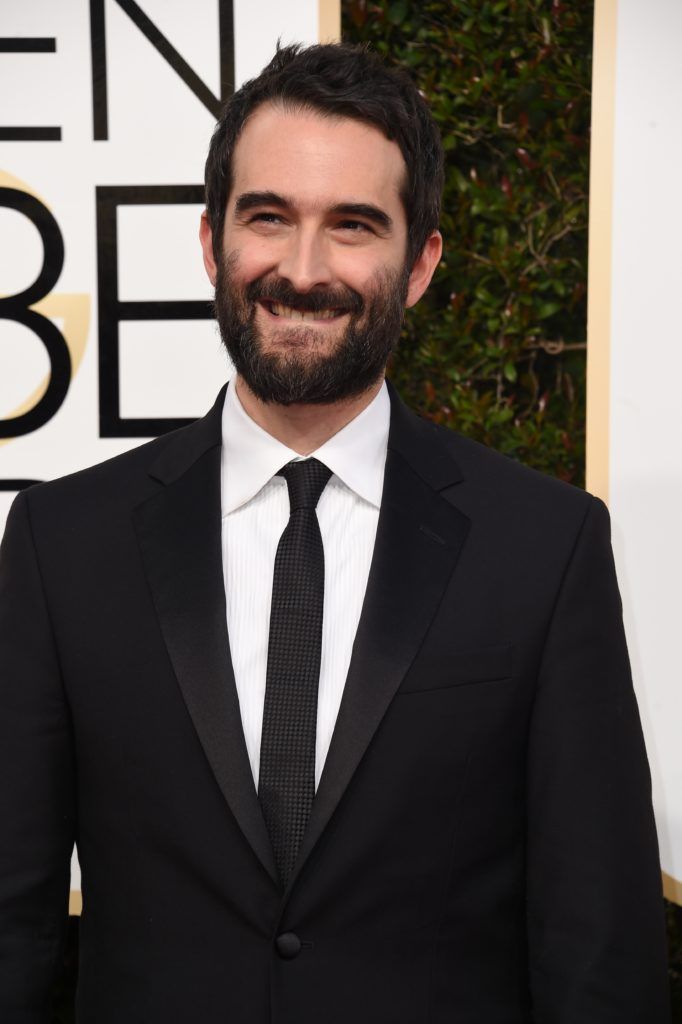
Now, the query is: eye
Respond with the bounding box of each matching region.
[249,212,283,225]
[337,219,373,233]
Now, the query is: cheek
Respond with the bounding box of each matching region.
[333,253,392,295]
[223,235,278,284]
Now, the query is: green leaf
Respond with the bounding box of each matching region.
[387,0,409,25]
[452,168,469,193]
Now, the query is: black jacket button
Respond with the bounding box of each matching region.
[275,932,302,959]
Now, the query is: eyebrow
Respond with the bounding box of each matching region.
[329,203,393,232]
[233,191,393,232]
[234,191,288,215]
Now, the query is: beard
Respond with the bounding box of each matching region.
[213,253,409,405]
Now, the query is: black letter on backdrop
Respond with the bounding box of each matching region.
[0,189,70,439]
[96,185,212,438]
[90,0,234,140]
[0,38,61,141]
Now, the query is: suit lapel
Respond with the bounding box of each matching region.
[289,389,470,892]
[133,387,279,885]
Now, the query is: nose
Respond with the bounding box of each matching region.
[276,227,333,293]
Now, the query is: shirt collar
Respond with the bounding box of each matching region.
[221,378,390,515]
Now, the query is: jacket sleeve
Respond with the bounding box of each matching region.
[0,491,75,1022]
[526,495,670,1022]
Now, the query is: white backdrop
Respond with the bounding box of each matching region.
[606,0,682,900]
[0,0,328,898]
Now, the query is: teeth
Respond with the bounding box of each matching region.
[271,302,338,322]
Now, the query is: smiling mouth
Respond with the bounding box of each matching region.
[260,300,345,323]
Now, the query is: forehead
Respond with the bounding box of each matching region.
[229,102,407,214]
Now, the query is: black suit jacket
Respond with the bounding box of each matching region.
[0,384,670,1023]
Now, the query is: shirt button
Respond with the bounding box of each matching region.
[275,932,302,959]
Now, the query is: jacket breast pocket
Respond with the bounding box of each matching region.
[398,641,514,694]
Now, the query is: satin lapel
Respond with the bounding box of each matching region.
[288,399,470,892]
[133,431,278,886]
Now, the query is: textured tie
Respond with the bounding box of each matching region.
[258,457,332,886]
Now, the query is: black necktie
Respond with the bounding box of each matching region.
[258,457,332,886]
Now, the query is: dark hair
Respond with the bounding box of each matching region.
[204,42,444,270]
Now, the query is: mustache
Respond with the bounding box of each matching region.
[245,276,364,316]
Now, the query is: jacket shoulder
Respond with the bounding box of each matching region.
[22,428,183,521]
[429,419,594,526]
[20,385,226,522]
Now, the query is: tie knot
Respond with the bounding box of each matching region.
[279,458,332,512]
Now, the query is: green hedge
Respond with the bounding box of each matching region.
[344,0,590,486]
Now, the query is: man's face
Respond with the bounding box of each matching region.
[200,103,441,405]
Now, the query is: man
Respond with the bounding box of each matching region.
[0,43,670,1023]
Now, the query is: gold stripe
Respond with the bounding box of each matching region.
[663,871,682,906]
[0,168,47,203]
[318,0,341,43]
[585,0,618,501]
[69,890,82,916]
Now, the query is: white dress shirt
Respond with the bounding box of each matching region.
[221,378,390,790]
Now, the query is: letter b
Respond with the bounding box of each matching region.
[0,188,71,438]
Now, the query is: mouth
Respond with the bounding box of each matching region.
[259,300,346,324]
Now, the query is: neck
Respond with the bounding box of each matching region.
[234,376,384,455]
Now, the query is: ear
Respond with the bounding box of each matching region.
[405,230,443,308]
[199,210,218,286]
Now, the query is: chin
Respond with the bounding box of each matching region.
[261,325,342,354]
